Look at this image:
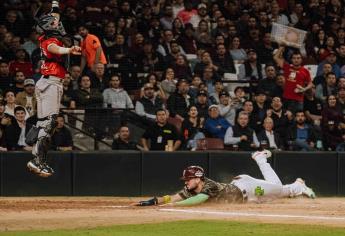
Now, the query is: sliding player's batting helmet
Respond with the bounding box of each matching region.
[181,166,205,180]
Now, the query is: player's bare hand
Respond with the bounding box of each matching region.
[70,46,81,55]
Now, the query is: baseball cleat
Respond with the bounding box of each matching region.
[295,178,316,199]
[27,159,42,174]
[38,163,54,178]
[251,149,272,160]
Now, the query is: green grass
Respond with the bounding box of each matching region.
[1,220,345,236]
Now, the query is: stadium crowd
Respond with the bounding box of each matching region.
[0,0,345,152]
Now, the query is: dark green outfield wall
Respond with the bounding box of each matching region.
[0,151,343,196]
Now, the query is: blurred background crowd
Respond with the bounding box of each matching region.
[0,0,345,152]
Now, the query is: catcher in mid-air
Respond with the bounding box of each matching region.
[26,0,81,177]
[134,150,315,206]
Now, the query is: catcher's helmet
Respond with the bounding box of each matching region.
[181,166,205,180]
[35,13,66,37]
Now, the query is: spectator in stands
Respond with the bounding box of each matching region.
[158,30,185,57]
[257,117,283,150]
[211,16,228,38]
[161,67,177,98]
[304,85,323,126]
[102,75,133,109]
[0,60,14,92]
[194,90,209,120]
[164,39,184,66]
[195,20,213,50]
[252,90,269,133]
[112,125,140,150]
[176,1,197,25]
[15,79,36,117]
[12,70,25,94]
[313,62,333,85]
[141,73,166,100]
[229,36,247,63]
[136,40,165,73]
[337,44,345,67]
[172,0,184,18]
[90,63,108,92]
[189,75,202,99]
[4,106,32,151]
[101,21,117,58]
[181,105,205,147]
[224,111,259,151]
[268,1,289,25]
[69,65,81,90]
[194,51,221,77]
[274,47,313,113]
[202,66,219,95]
[141,109,181,151]
[50,115,73,151]
[178,23,197,54]
[238,49,264,81]
[0,101,9,151]
[61,73,76,109]
[160,5,174,30]
[316,51,341,78]
[75,75,104,136]
[8,48,33,77]
[316,72,337,103]
[212,43,236,75]
[3,90,29,119]
[231,87,247,110]
[78,25,107,72]
[108,34,131,76]
[218,91,236,126]
[167,79,192,121]
[337,86,345,114]
[75,75,103,109]
[286,110,318,151]
[171,15,185,39]
[209,81,224,104]
[136,83,165,121]
[205,105,230,139]
[257,65,279,100]
[190,3,209,28]
[318,36,337,62]
[172,54,192,81]
[268,96,294,144]
[256,32,278,64]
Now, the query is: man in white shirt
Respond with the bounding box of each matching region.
[257,117,283,150]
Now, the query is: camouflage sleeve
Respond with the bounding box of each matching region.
[178,186,193,199]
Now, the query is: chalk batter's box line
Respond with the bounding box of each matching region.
[159,208,345,221]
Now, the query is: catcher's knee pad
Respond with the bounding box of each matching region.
[25,125,40,146]
[38,114,58,136]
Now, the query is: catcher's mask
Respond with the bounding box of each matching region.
[36,13,66,37]
[181,166,205,180]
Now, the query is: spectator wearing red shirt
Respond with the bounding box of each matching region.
[176,1,197,24]
[274,46,313,113]
[8,48,33,77]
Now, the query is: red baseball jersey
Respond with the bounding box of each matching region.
[39,36,66,79]
[282,63,311,102]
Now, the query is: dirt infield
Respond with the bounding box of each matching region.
[1,197,345,232]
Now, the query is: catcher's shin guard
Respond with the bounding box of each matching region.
[32,115,58,163]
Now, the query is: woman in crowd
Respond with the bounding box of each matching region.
[172,54,192,80]
[229,36,247,63]
[160,67,177,98]
[321,95,345,150]
[181,105,205,150]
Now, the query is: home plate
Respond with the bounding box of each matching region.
[160,208,345,222]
